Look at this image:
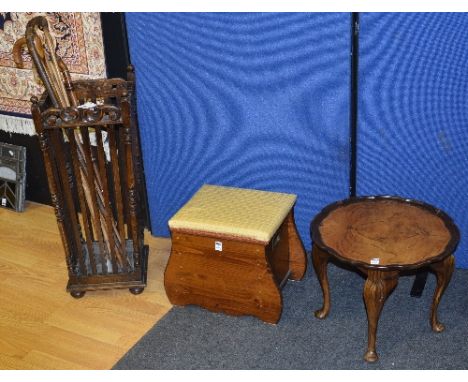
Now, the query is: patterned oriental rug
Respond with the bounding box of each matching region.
[0,12,107,135]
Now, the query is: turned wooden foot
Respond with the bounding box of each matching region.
[429,255,454,332]
[312,245,330,319]
[129,287,144,295]
[363,270,399,362]
[70,291,86,299]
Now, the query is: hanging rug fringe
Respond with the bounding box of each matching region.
[0,114,36,136]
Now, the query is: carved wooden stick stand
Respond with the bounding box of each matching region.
[31,66,149,298]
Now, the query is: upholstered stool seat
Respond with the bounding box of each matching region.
[164,184,307,323]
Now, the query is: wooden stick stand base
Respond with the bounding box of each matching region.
[67,244,148,298]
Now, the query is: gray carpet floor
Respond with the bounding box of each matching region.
[114,258,468,369]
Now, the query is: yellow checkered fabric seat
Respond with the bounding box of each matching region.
[168,184,297,243]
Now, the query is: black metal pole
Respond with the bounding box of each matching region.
[348,13,427,298]
[349,12,359,197]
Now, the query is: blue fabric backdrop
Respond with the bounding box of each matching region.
[126,13,351,250]
[357,13,468,268]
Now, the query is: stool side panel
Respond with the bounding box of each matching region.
[265,219,290,285]
[164,232,283,323]
[287,210,307,280]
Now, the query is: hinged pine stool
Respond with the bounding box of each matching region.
[164,184,307,323]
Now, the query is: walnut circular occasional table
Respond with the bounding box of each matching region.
[310,196,460,363]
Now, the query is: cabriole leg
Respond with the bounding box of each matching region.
[429,255,455,332]
[363,270,399,362]
[312,245,330,319]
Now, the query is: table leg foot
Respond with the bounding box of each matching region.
[364,350,379,363]
[312,245,330,319]
[314,309,328,319]
[363,270,399,362]
[429,255,454,333]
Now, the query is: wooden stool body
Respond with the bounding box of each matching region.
[165,210,306,324]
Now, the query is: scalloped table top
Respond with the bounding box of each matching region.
[315,198,455,268]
